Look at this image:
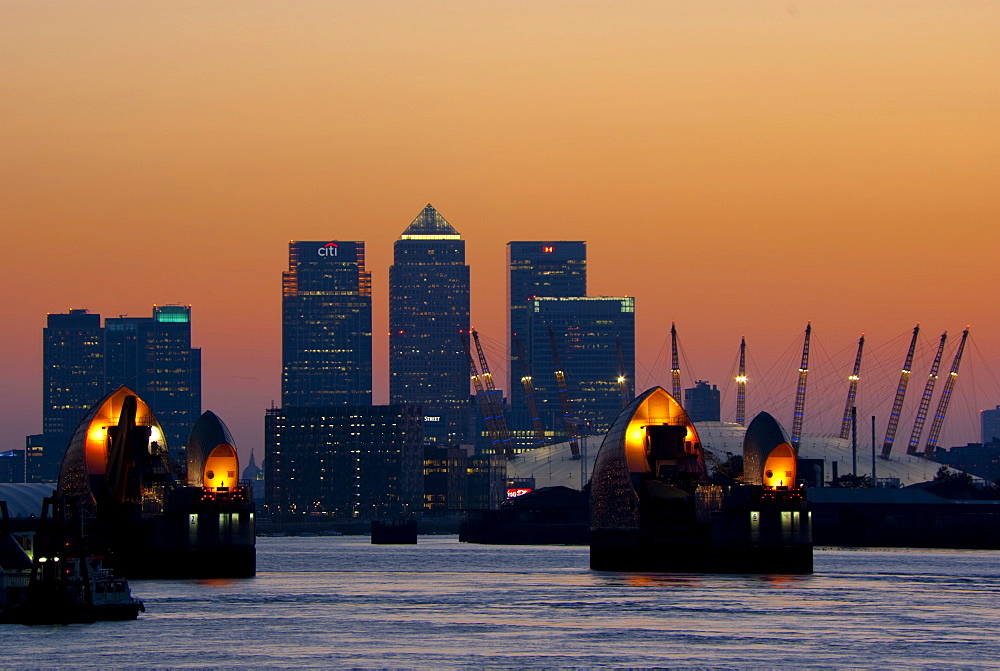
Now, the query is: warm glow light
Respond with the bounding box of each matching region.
[203,443,239,490]
[763,443,797,489]
[88,426,106,444]
[735,375,748,383]
[82,388,163,476]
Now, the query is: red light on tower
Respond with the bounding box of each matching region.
[543,246,554,253]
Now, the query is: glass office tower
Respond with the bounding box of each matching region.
[526,296,635,434]
[389,205,470,445]
[507,242,586,412]
[506,242,586,449]
[43,309,106,438]
[282,240,372,407]
[105,305,202,455]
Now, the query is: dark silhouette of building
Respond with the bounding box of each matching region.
[241,450,264,505]
[526,296,635,433]
[684,380,721,422]
[282,240,372,407]
[423,444,470,510]
[0,450,25,483]
[389,205,470,445]
[31,307,201,480]
[264,405,423,520]
[982,406,1000,444]
[934,441,1000,482]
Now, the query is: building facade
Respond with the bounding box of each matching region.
[33,307,200,480]
[105,305,202,456]
[389,205,470,445]
[43,309,105,439]
[982,405,1000,445]
[282,240,373,407]
[526,296,635,434]
[264,405,424,520]
[684,380,721,422]
[507,242,586,447]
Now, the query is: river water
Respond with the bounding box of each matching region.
[4,536,999,668]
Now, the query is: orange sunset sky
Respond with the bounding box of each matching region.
[2,1,998,461]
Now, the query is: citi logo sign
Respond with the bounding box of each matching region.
[317,242,339,257]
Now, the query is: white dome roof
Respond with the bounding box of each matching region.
[508,421,944,490]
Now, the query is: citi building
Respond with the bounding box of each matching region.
[281,240,372,407]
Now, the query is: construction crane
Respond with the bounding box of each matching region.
[906,331,948,455]
[735,337,747,426]
[880,324,920,460]
[473,330,513,458]
[616,335,631,409]
[670,322,682,400]
[790,322,812,451]
[463,333,501,452]
[513,335,547,447]
[548,327,581,459]
[838,335,865,440]
[905,331,948,455]
[924,327,970,457]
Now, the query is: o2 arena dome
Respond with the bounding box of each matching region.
[508,420,944,492]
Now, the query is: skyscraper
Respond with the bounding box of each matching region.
[105,305,202,456]
[42,309,105,439]
[34,309,106,479]
[507,241,586,415]
[282,240,372,407]
[389,204,470,445]
[33,306,201,479]
[526,296,635,434]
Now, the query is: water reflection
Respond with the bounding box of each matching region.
[595,572,704,588]
[2,540,998,669]
[754,573,809,588]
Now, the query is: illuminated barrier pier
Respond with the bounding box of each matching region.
[57,388,255,579]
[590,388,812,574]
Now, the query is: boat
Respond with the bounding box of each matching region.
[0,498,144,625]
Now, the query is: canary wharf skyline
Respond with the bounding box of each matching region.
[2,2,998,458]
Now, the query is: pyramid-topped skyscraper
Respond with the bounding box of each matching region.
[389,204,471,446]
[400,204,462,239]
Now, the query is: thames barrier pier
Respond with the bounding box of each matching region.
[590,387,812,574]
[57,387,255,579]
